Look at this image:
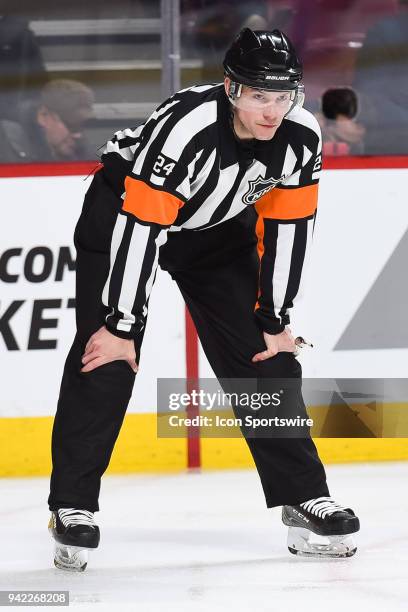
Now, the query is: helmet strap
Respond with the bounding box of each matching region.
[228,80,242,100]
[284,84,305,116]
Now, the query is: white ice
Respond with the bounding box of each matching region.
[1,463,407,611]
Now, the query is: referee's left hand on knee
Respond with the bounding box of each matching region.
[252,328,296,362]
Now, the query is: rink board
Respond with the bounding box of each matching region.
[1,159,408,476]
[2,413,408,477]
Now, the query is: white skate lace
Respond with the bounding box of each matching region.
[58,508,96,528]
[300,496,348,519]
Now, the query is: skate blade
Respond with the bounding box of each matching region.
[53,543,89,572]
[287,527,357,559]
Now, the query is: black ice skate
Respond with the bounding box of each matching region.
[282,496,360,558]
[48,508,100,572]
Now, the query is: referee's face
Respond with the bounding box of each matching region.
[234,104,285,140]
[225,80,289,141]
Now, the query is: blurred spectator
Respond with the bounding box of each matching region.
[0,79,96,163]
[316,87,366,156]
[353,0,408,154]
[0,13,47,121]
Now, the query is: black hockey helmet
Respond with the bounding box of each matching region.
[223,28,303,91]
[223,28,304,114]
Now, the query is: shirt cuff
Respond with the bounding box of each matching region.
[104,323,135,340]
[105,314,145,341]
[255,310,288,335]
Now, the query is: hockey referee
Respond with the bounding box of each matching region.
[48,29,360,570]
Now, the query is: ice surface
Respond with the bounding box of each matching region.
[0,463,407,611]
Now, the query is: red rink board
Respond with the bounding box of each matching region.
[1,156,408,178]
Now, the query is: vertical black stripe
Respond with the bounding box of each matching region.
[312,209,317,235]
[282,220,308,313]
[108,216,135,312]
[258,218,279,315]
[132,226,162,318]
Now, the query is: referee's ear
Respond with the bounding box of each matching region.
[224,77,231,97]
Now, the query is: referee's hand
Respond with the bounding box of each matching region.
[252,327,296,362]
[81,325,138,373]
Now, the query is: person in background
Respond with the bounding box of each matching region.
[0,79,96,163]
[315,87,365,156]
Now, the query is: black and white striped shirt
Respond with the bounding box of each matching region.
[100,83,322,339]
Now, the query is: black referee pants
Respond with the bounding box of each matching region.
[48,172,329,512]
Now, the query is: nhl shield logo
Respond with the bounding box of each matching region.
[243,174,285,205]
